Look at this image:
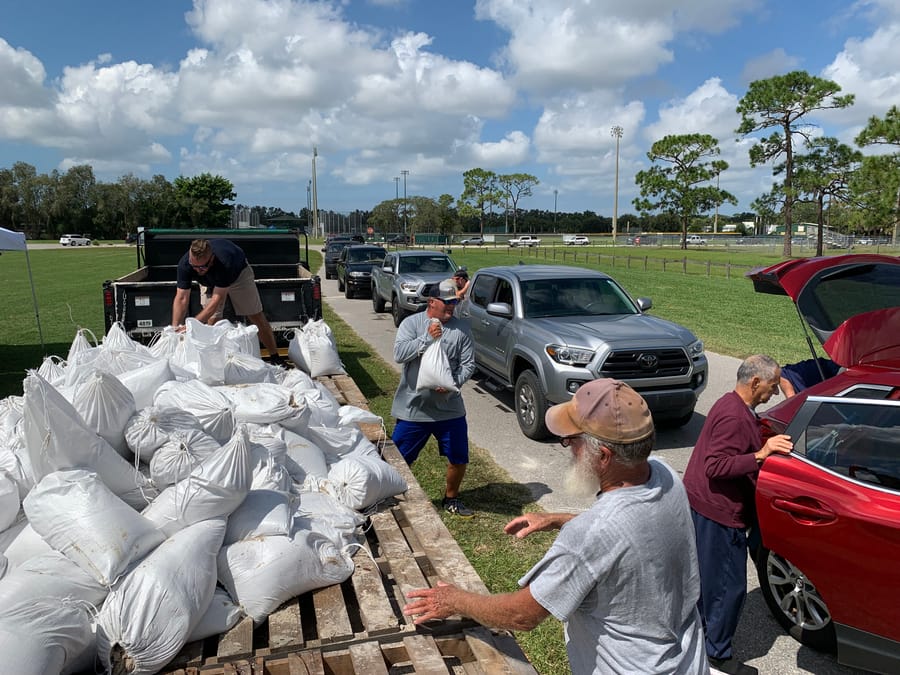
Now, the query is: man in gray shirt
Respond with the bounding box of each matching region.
[391,279,476,516]
[403,379,709,674]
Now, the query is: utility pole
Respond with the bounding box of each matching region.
[554,189,558,231]
[311,146,320,237]
[610,126,623,246]
[401,169,409,235]
[713,169,720,235]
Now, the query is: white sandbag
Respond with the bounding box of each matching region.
[36,355,67,388]
[66,327,99,363]
[22,372,156,509]
[186,586,244,643]
[24,469,165,586]
[0,550,108,608]
[306,425,380,463]
[338,404,383,427]
[289,320,346,377]
[223,351,275,384]
[0,598,95,675]
[0,553,5,579]
[281,429,329,481]
[97,518,226,675]
[125,405,204,462]
[220,319,261,358]
[416,337,458,392]
[142,426,253,537]
[221,382,295,424]
[117,358,174,410]
[150,427,221,488]
[184,317,230,385]
[72,370,137,455]
[102,321,148,354]
[225,489,292,545]
[0,516,26,555]
[218,527,354,625]
[324,454,408,511]
[148,326,183,361]
[155,379,235,443]
[99,346,160,378]
[2,523,54,567]
[280,367,316,392]
[294,489,365,548]
[0,471,21,532]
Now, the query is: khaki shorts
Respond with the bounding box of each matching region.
[201,264,263,319]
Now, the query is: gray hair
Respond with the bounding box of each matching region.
[736,354,779,384]
[583,433,655,467]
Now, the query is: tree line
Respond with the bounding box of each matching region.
[2,72,897,252]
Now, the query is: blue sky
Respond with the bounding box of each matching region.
[1,0,898,219]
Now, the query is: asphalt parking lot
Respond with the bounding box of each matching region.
[318,268,870,675]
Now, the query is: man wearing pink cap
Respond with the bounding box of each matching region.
[403,379,709,675]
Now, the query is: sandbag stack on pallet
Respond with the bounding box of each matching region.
[0,319,415,675]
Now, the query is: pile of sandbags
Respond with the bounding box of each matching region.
[0,320,404,675]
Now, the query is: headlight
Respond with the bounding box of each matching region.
[349,271,367,278]
[688,340,704,358]
[399,281,419,293]
[546,344,595,367]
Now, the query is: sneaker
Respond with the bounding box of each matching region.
[442,496,475,518]
[709,657,758,675]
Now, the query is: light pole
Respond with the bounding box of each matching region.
[713,169,720,235]
[393,176,400,233]
[401,169,409,235]
[554,189,558,231]
[311,146,320,237]
[306,180,312,234]
[610,125,623,245]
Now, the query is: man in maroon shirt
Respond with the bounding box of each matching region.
[683,354,793,673]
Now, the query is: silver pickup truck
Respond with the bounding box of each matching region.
[370,250,459,326]
[458,264,708,439]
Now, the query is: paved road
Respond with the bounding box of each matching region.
[319,271,866,675]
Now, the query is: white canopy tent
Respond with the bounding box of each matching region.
[0,226,45,351]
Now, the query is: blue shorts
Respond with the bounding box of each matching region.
[392,417,469,466]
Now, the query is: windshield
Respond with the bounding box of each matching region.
[522,278,637,318]
[348,248,386,263]
[398,255,456,274]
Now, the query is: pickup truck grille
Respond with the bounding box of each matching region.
[421,282,438,297]
[601,348,690,379]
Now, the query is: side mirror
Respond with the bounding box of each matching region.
[636,297,653,311]
[486,302,513,318]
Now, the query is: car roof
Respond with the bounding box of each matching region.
[344,244,385,250]
[394,250,447,256]
[474,264,613,282]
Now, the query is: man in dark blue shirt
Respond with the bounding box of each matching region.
[171,238,280,360]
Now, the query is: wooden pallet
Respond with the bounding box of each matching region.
[162,375,536,675]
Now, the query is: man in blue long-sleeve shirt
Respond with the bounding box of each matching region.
[391,279,476,517]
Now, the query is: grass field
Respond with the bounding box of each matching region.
[0,240,892,673]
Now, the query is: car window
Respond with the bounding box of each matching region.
[470,275,498,309]
[496,279,514,306]
[521,278,636,318]
[799,400,900,491]
[348,248,386,263]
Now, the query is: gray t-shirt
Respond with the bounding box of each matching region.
[520,459,709,675]
[390,311,475,422]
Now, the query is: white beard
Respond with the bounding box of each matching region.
[563,451,602,499]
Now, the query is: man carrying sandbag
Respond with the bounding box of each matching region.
[171,238,283,363]
[391,279,476,517]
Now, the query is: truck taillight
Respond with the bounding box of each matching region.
[104,289,113,307]
[313,285,321,301]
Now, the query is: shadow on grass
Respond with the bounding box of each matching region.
[0,342,71,398]
[337,347,396,401]
[453,480,539,519]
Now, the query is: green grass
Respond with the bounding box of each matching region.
[2,241,893,673]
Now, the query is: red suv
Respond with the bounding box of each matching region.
[747,254,900,672]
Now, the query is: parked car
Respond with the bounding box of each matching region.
[685,234,707,245]
[387,234,411,246]
[566,236,590,246]
[747,253,900,673]
[371,250,458,326]
[856,237,875,245]
[458,265,708,438]
[459,236,485,246]
[323,239,351,279]
[60,233,91,246]
[336,244,387,299]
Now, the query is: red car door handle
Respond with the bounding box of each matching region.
[772,498,837,522]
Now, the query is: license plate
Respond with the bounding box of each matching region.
[281,292,295,302]
[134,296,150,307]
[137,320,153,328]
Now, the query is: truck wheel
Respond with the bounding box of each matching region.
[372,287,386,313]
[515,370,551,440]
[392,297,409,327]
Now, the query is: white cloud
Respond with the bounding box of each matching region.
[740,49,801,85]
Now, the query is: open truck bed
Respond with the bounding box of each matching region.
[103,229,322,344]
[160,374,536,675]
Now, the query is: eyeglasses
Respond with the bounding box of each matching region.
[190,256,213,271]
[559,435,582,448]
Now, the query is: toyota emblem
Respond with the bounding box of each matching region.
[638,353,658,370]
